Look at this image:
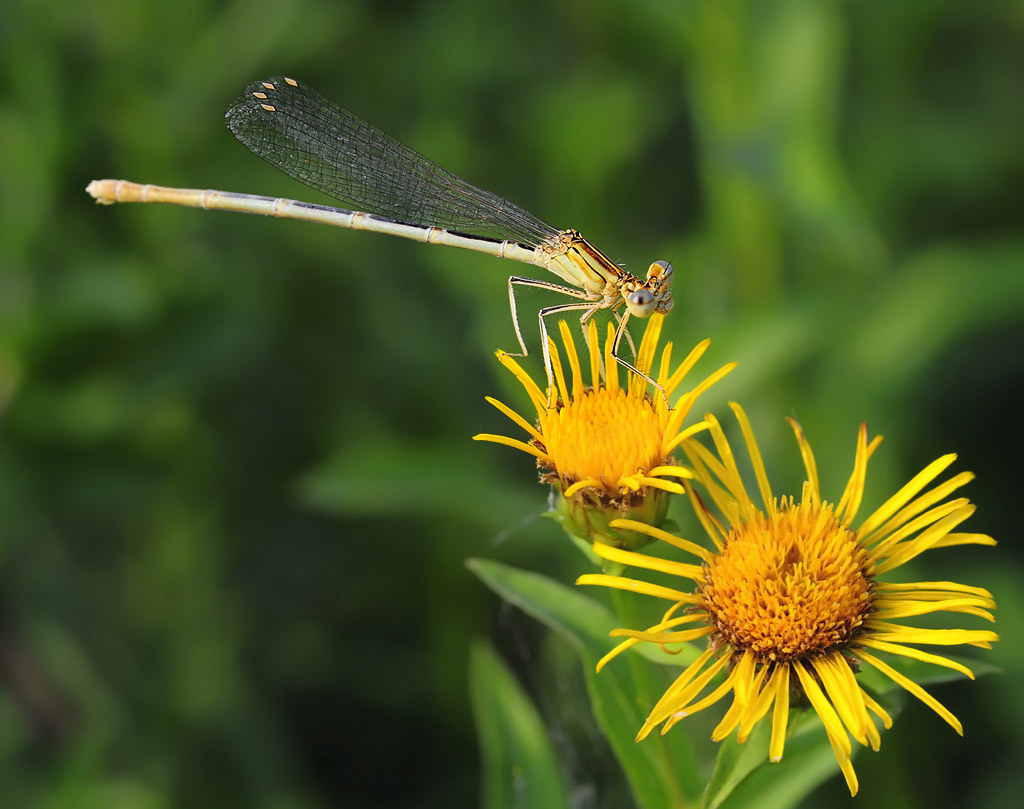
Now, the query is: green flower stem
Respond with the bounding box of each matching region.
[608,585,703,807]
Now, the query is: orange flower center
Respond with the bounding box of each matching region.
[542,387,664,488]
[699,498,873,661]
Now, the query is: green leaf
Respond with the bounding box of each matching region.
[710,711,845,809]
[469,639,571,809]
[699,645,999,808]
[701,663,921,809]
[467,558,703,809]
[702,720,775,809]
[297,437,541,522]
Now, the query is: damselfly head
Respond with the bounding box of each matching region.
[649,259,674,285]
[625,260,674,317]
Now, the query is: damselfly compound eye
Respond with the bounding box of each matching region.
[626,288,656,317]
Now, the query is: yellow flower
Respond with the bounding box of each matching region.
[473,314,734,549]
[577,403,998,795]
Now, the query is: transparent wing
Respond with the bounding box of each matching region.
[225,76,558,246]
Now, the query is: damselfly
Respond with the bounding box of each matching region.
[87,76,675,389]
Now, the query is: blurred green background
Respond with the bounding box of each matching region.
[1,1,1021,807]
